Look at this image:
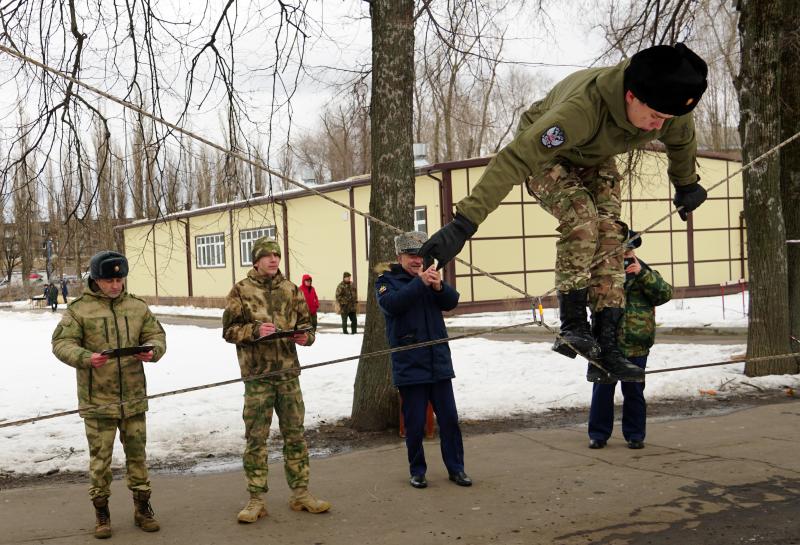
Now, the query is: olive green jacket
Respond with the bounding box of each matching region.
[457,60,699,225]
[222,269,316,379]
[51,280,167,419]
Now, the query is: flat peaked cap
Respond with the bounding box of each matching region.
[624,43,708,116]
[89,251,129,280]
[394,231,428,255]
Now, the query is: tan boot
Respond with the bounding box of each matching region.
[92,496,112,539]
[237,493,268,523]
[133,490,160,532]
[288,488,331,513]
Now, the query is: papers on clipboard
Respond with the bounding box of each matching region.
[100,344,155,357]
[255,327,312,342]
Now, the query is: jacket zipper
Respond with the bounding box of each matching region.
[110,297,125,418]
[125,316,131,343]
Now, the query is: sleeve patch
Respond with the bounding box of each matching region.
[378,285,388,295]
[541,125,566,148]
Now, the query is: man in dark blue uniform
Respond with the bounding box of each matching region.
[376,231,472,489]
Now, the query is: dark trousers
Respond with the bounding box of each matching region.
[50,302,57,312]
[341,312,357,334]
[398,380,464,477]
[588,355,647,442]
[310,314,318,331]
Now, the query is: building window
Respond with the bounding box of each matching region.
[414,206,427,234]
[240,226,276,266]
[196,233,226,268]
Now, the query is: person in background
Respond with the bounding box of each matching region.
[335,272,358,334]
[61,275,69,304]
[51,251,167,539]
[376,231,471,490]
[223,237,330,524]
[299,274,320,331]
[588,232,672,450]
[47,282,59,312]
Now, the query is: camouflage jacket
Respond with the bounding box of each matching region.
[618,261,673,357]
[456,60,698,226]
[223,269,316,379]
[335,281,358,314]
[51,280,167,419]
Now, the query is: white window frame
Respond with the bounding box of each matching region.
[196,233,226,268]
[240,226,277,266]
[414,206,428,234]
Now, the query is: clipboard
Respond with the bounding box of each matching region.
[101,344,155,357]
[255,327,312,342]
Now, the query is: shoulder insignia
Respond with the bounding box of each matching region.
[541,125,566,148]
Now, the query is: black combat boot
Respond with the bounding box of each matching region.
[133,490,160,532]
[552,289,601,360]
[592,308,644,382]
[92,496,112,539]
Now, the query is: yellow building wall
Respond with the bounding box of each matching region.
[285,188,353,302]
[189,211,234,298]
[124,224,157,297]
[152,221,189,297]
[121,153,746,306]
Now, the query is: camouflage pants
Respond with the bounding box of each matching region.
[242,376,309,494]
[526,158,626,311]
[84,413,150,499]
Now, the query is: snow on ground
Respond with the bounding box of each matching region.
[1,292,749,328]
[143,292,749,329]
[0,299,790,477]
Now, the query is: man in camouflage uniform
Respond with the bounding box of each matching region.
[588,232,672,450]
[335,272,358,334]
[420,44,708,383]
[51,251,166,539]
[223,237,330,523]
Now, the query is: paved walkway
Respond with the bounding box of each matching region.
[3,400,798,544]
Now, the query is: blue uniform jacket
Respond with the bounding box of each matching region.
[376,263,460,387]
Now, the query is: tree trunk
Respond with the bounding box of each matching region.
[737,0,798,375]
[350,0,415,431]
[779,0,800,347]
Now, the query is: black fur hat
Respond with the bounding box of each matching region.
[89,251,129,279]
[624,43,708,116]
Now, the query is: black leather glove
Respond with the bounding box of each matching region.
[418,213,478,270]
[673,182,707,221]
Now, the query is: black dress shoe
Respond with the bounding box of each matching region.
[448,471,472,487]
[409,474,427,489]
[627,440,645,450]
[588,439,607,449]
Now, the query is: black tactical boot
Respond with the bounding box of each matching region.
[586,362,616,384]
[133,490,160,532]
[592,308,644,382]
[552,289,601,359]
[92,496,112,539]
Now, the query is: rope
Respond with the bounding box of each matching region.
[645,352,798,375]
[0,44,797,430]
[0,320,537,429]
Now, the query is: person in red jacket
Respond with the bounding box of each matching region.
[300,274,320,331]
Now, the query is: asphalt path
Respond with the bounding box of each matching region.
[2,400,798,545]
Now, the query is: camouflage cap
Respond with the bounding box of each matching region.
[251,237,281,264]
[343,271,351,278]
[394,231,428,255]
